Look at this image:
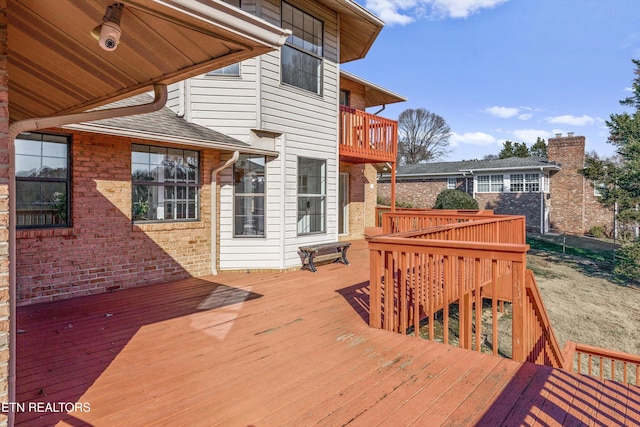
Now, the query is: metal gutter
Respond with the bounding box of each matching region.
[6,84,168,427]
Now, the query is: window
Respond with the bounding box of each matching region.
[297,157,326,234]
[281,2,323,95]
[339,90,350,107]
[594,182,606,197]
[477,175,503,193]
[207,63,240,77]
[15,133,70,228]
[234,155,265,237]
[525,173,540,192]
[447,178,457,190]
[131,144,199,221]
[510,174,524,192]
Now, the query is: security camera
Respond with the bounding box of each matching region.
[98,20,121,52]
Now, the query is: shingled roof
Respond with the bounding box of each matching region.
[63,94,277,156]
[394,156,561,179]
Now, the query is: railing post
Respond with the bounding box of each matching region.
[511,256,527,362]
[369,247,382,328]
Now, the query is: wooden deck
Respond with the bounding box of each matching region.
[15,240,640,426]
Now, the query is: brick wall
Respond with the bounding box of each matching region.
[0,1,8,422]
[16,130,217,305]
[547,135,586,234]
[378,179,447,208]
[475,192,542,230]
[340,163,376,240]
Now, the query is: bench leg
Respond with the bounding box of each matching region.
[307,253,318,272]
[340,246,350,265]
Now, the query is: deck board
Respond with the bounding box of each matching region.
[15,239,640,426]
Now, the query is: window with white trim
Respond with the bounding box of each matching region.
[594,182,606,197]
[15,132,70,228]
[281,2,323,95]
[207,63,240,77]
[525,173,540,192]
[477,174,503,193]
[297,157,326,234]
[510,174,524,192]
[234,155,265,237]
[447,178,456,190]
[131,144,199,222]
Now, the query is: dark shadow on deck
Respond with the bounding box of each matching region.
[336,281,370,325]
[16,280,261,426]
[475,362,640,426]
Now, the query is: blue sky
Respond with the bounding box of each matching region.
[342,0,640,161]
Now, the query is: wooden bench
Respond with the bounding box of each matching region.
[299,242,351,273]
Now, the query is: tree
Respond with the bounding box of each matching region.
[433,189,479,210]
[397,108,451,165]
[499,140,530,158]
[580,59,640,282]
[530,137,548,158]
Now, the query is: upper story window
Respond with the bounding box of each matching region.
[340,90,350,107]
[15,132,70,228]
[297,157,326,234]
[281,2,323,95]
[447,178,456,190]
[207,63,240,77]
[131,144,199,222]
[234,155,265,237]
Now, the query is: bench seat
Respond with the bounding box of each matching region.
[299,242,351,273]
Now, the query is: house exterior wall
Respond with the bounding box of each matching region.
[378,179,448,208]
[474,192,542,230]
[0,1,9,420]
[339,77,367,110]
[16,130,217,305]
[169,0,341,271]
[339,163,376,240]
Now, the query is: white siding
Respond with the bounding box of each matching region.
[173,0,342,271]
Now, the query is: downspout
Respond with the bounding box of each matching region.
[210,151,240,275]
[6,84,167,427]
[372,104,386,116]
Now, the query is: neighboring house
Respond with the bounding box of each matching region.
[164,0,405,271]
[379,134,612,234]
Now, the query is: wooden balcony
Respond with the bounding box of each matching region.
[15,238,640,426]
[339,105,398,164]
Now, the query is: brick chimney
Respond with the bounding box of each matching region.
[547,134,586,234]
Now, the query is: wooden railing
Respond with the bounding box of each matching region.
[339,106,397,163]
[368,212,565,368]
[563,341,640,386]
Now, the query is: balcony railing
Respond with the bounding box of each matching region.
[339,106,397,163]
[368,210,640,385]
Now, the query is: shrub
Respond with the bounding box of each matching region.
[587,225,606,238]
[433,189,479,210]
[614,240,640,284]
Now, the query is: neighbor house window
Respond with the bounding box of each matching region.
[525,173,540,192]
[297,157,326,234]
[447,178,457,190]
[131,144,199,221]
[234,155,265,237]
[281,2,323,95]
[15,132,70,228]
[510,174,524,192]
[207,62,240,77]
[477,174,503,193]
[594,182,606,197]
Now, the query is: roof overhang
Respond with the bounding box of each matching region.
[460,165,562,174]
[318,0,383,63]
[340,70,407,107]
[8,0,290,122]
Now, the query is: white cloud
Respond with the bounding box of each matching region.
[484,106,519,118]
[365,0,509,25]
[518,113,533,120]
[450,131,497,147]
[545,115,596,126]
[511,129,553,143]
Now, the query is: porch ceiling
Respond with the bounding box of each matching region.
[8,0,290,122]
